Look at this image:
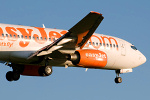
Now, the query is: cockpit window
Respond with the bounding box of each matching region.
[131,45,137,50]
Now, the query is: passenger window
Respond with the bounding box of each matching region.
[116,45,118,48]
[44,37,47,41]
[40,37,43,40]
[96,42,98,46]
[113,44,116,48]
[89,42,91,45]
[53,38,55,41]
[110,44,112,47]
[93,42,95,45]
[107,43,109,47]
[33,37,35,40]
[17,35,20,38]
[29,36,31,39]
[37,37,39,40]
[100,43,102,46]
[21,35,23,38]
[49,38,51,41]
[25,36,27,39]
[103,43,105,46]
[6,34,8,37]
[2,33,4,37]
[14,35,16,38]
[10,34,12,37]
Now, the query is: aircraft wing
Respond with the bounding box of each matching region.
[28,11,104,59]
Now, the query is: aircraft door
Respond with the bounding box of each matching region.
[120,41,126,56]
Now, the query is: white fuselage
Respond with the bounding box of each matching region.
[0,23,146,70]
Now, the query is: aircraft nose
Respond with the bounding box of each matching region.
[139,53,146,65]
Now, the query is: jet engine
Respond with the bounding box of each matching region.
[68,49,107,68]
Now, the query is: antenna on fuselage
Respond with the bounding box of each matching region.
[42,24,45,28]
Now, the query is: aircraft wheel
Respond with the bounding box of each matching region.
[39,66,53,76]
[6,71,14,81]
[6,71,20,81]
[13,72,20,81]
[44,66,53,76]
[115,77,122,83]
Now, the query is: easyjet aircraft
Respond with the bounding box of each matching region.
[0,11,146,83]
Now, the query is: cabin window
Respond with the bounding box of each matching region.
[49,38,51,41]
[89,42,91,45]
[106,43,109,47]
[14,35,16,38]
[100,43,102,46]
[33,36,35,40]
[17,35,20,38]
[21,35,23,38]
[25,36,27,39]
[29,36,31,39]
[113,44,116,48]
[103,43,105,46]
[110,44,112,47]
[116,45,119,48]
[6,34,8,37]
[96,42,98,46]
[44,37,47,41]
[92,42,95,45]
[10,34,12,37]
[53,38,55,41]
[37,37,39,40]
[40,37,43,40]
[2,33,4,37]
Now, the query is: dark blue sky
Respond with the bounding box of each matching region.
[0,0,149,100]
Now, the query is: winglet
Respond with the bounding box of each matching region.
[90,11,102,15]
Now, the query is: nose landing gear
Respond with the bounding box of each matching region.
[114,70,122,84]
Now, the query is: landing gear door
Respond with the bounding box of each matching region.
[120,41,126,56]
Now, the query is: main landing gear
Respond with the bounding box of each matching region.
[38,66,53,76]
[6,71,20,81]
[5,64,53,82]
[114,70,122,84]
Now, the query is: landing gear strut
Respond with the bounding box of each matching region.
[114,70,122,83]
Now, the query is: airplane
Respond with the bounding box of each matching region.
[0,11,146,83]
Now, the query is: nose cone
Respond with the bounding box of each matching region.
[140,54,147,65]
[141,55,146,64]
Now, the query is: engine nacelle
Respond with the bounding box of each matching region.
[69,49,107,68]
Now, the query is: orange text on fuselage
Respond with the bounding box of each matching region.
[0,26,118,50]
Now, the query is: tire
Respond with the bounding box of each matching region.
[6,71,14,81]
[12,72,20,81]
[115,77,122,83]
[38,66,53,76]
[44,66,52,76]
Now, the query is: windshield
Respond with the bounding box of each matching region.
[131,45,137,50]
